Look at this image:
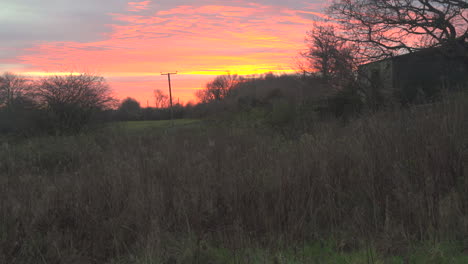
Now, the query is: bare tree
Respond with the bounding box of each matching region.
[301,25,356,81]
[36,74,115,110]
[195,88,214,104]
[0,72,31,110]
[36,73,115,131]
[196,73,240,103]
[328,0,468,60]
[153,89,169,108]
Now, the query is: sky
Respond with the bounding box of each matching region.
[1,0,328,105]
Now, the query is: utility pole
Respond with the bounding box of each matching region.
[161,72,177,126]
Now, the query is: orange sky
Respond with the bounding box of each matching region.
[1,1,328,105]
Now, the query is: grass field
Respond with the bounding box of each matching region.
[1,96,467,263]
[115,240,468,264]
[112,119,200,131]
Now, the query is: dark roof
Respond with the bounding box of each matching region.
[359,38,468,68]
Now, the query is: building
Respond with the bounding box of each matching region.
[358,41,468,103]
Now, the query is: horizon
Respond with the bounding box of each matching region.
[1,0,328,105]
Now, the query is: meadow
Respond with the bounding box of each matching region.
[112,119,201,132]
[1,93,467,263]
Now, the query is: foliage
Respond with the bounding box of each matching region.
[265,98,297,129]
[1,93,467,263]
[35,73,116,133]
[0,73,38,134]
[327,82,365,118]
[328,0,468,60]
[0,72,117,135]
[117,97,141,121]
[301,24,356,82]
[196,73,241,103]
[0,97,41,134]
[0,72,32,110]
[137,103,186,121]
[36,74,115,111]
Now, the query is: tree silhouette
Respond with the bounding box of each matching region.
[153,89,169,108]
[36,73,115,132]
[196,73,240,103]
[301,25,355,81]
[329,0,468,60]
[118,97,141,121]
[0,72,31,111]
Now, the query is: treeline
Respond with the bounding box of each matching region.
[0,73,186,135]
[0,73,115,135]
[111,97,184,122]
[187,70,459,131]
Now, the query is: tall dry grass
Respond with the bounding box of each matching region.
[1,94,467,263]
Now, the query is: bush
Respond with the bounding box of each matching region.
[36,74,115,133]
[265,98,296,128]
[327,83,364,118]
[0,96,40,135]
[117,97,141,121]
[2,93,467,263]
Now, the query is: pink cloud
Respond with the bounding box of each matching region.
[13,2,327,103]
[128,1,151,12]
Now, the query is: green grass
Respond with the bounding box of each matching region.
[114,240,468,264]
[112,119,200,131]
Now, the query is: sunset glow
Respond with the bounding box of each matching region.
[1,0,328,104]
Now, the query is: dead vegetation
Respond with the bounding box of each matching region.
[1,93,467,263]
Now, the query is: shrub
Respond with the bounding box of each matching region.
[327,82,364,118]
[117,97,141,121]
[36,74,116,133]
[2,93,467,263]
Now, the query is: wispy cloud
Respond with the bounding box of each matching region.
[128,1,152,12]
[6,0,326,103]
